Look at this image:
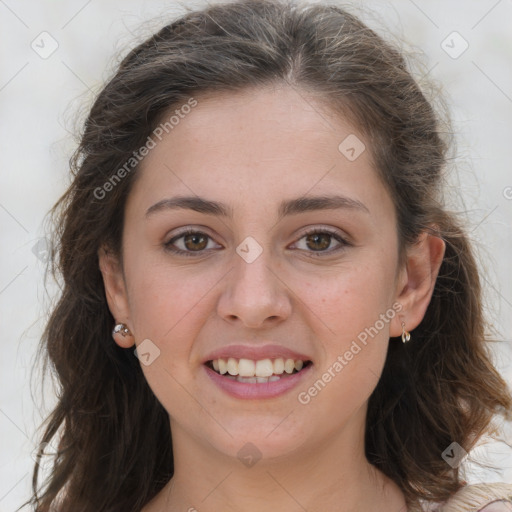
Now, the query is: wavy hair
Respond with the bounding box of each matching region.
[23,1,512,510]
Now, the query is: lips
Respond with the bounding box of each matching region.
[207,357,309,379]
[203,344,311,365]
[202,344,313,398]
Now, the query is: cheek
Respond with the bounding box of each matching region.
[125,259,228,388]
[294,260,395,400]
[299,259,396,339]
[126,259,216,342]
[295,270,392,423]
[125,263,218,413]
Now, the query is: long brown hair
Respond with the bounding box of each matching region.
[23,1,512,510]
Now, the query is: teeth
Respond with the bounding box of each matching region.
[210,357,308,377]
[255,359,273,377]
[238,358,256,377]
[227,357,238,376]
[235,375,282,384]
[237,376,257,383]
[218,358,228,375]
[273,358,284,374]
[284,359,295,374]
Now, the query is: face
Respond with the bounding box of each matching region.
[103,85,412,464]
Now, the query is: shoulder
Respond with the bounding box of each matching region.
[432,483,512,512]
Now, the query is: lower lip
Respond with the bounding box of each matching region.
[203,364,313,399]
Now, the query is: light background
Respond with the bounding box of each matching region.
[1,0,511,510]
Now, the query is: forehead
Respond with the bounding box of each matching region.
[162,85,357,162]
[127,85,393,223]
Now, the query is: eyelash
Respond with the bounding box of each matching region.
[164,227,351,258]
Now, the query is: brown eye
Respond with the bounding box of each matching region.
[292,228,350,256]
[164,229,221,257]
[183,233,208,251]
[305,232,332,251]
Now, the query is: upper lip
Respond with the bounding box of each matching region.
[203,344,312,364]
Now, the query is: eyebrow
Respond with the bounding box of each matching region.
[145,194,370,220]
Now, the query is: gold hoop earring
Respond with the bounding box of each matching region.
[401,322,411,343]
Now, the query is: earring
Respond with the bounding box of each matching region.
[401,321,411,343]
[112,323,131,338]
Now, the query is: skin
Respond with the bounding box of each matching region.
[99,84,445,511]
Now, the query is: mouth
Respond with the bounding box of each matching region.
[202,344,314,399]
[205,357,313,384]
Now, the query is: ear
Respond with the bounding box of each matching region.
[98,245,135,348]
[390,230,446,337]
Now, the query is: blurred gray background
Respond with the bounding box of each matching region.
[1,1,511,510]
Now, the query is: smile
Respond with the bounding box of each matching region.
[204,357,313,399]
[207,357,311,382]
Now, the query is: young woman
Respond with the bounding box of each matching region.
[25,1,512,511]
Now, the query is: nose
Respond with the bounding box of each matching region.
[216,246,292,329]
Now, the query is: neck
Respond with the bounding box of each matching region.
[147,408,407,512]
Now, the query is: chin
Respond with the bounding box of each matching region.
[196,415,312,463]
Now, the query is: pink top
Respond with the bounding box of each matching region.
[422,483,512,512]
[478,502,512,512]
